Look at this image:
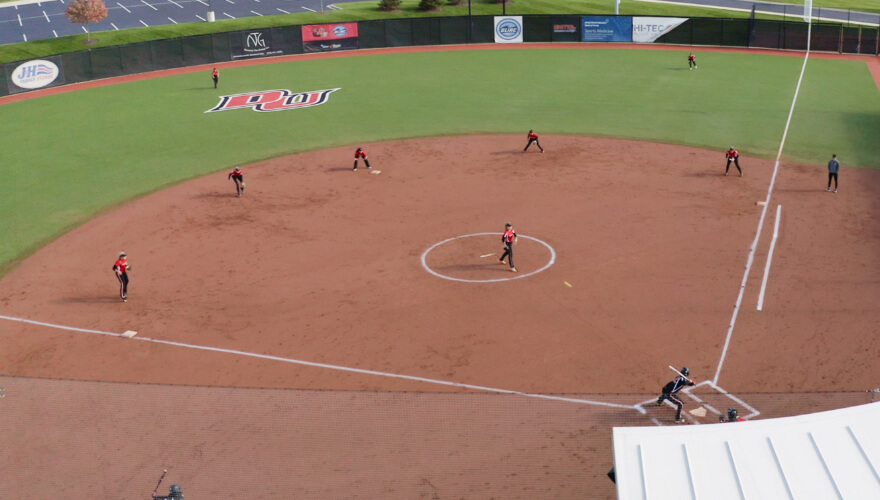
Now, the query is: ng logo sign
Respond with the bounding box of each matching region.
[206,88,340,113]
[246,32,267,51]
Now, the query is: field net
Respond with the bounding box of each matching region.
[1,375,876,499]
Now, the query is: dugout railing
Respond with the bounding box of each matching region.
[2,15,878,97]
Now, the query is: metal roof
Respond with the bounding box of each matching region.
[613,402,880,500]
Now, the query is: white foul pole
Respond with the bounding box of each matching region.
[804,0,813,22]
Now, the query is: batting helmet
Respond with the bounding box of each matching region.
[728,407,738,419]
[681,367,690,377]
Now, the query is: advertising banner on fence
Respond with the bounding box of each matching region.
[6,56,64,94]
[632,17,688,43]
[231,30,284,60]
[302,23,359,53]
[494,16,524,43]
[581,16,632,42]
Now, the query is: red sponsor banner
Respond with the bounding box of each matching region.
[302,22,358,42]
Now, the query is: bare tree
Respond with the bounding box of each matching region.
[65,0,108,43]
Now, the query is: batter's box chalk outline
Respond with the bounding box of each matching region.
[421,232,556,283]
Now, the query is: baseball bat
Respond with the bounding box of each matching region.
[153,469,167,495]
[668,365,692,383]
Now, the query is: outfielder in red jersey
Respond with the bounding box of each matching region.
[499,223,518,272]
[725,147,743,176]
[688,53,697,70]
[228,167,245,197]
[112,251,132,302]
[212,68,219,89]
[353,147,371,171]
[524,130,545,153]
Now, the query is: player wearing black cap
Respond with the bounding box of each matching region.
[657,366,696,423]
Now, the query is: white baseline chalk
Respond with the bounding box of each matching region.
[757,205,782,311]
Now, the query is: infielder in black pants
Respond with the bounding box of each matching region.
[657,367,695,423]
[499,223,517,273]
[112,252,132,302]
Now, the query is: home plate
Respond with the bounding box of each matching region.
[370,170,382,175]
[121,330,138,338]
[689,407,707,417]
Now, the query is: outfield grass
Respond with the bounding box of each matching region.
[1,48,877,273]
[0,0,810,64]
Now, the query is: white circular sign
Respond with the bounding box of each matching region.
[12,59,60,90]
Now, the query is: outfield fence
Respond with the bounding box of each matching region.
[2,15,878,98]
[1,374,877,498]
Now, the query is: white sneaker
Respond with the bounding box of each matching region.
[826,188,831,192]
[834,189,838,193]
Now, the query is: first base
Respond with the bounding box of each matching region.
[689,407,707,417]
[121,330,138,339]
[370,170,382,175]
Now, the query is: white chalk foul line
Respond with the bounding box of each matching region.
[713,23,811,386]
[757,205,782,311]
[0,313,635,410]
[421,233,556,283]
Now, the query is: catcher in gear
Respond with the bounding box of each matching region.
[657,366,695,423]
[720,407,746,423]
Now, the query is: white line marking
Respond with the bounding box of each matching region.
[52,29,57,37]
[58,0,63,3]
[713,23,812,386]
[301,5,315,11]
[22,33,27,41]
[111,22,118,29]
[707,381,761,419]
[140,19,148,26]
[0,313,635,410]
[17,13,22,26]
[141,0,157,10]
[167,16,177,23]
[421,233,556,283]
[224,0,233,4]
[195,14,205,20]
[117,2,130,13]
[196,0,207,4]
[169,0,183,7]
[43,10,50,22]
[276,7,288,13]
[757,205,782,311]
[250,10,261,15]
[81,26,87,32]
[223,12,234,18]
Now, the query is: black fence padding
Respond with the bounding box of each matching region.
[412,18,442,46]
[271,26,304,55]
[811,23,841,52]
[89,47,124,79]
[721,19,749,47]
[183,35,214,66]
[524,15,552,43]
[656,19,692,45]
[468,16,494,44]
[358,19,386,49]
[0,65,8,97]
[385,18,414,47]
[151,38,185,69]
[750,20,782,49]
[120,42,154,74]
[60,51,92,84]
[782,22,809,51]
[436,16,469,44]
[550,15,581,42]
[692,18,724,46]
[211,33,232,62]
[859,28,879,54]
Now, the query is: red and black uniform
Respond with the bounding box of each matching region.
[657,375,695,421]
[499,226,517,270]
[112,256,131,302]
[212,68,219,89]
[353,148,371,171]
[688,54,697,70]
[524,131,544,153]
[228,168,244,196]
[725,148,743,176]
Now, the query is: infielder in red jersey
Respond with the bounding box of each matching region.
[499,223,517,272]
[228,167,245,197]
[112,252,132,302]
[524,130,545,153]
[212,68,219,89]
[688,53,697,70]
[725,147,743,176]
[353,147,371,171]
